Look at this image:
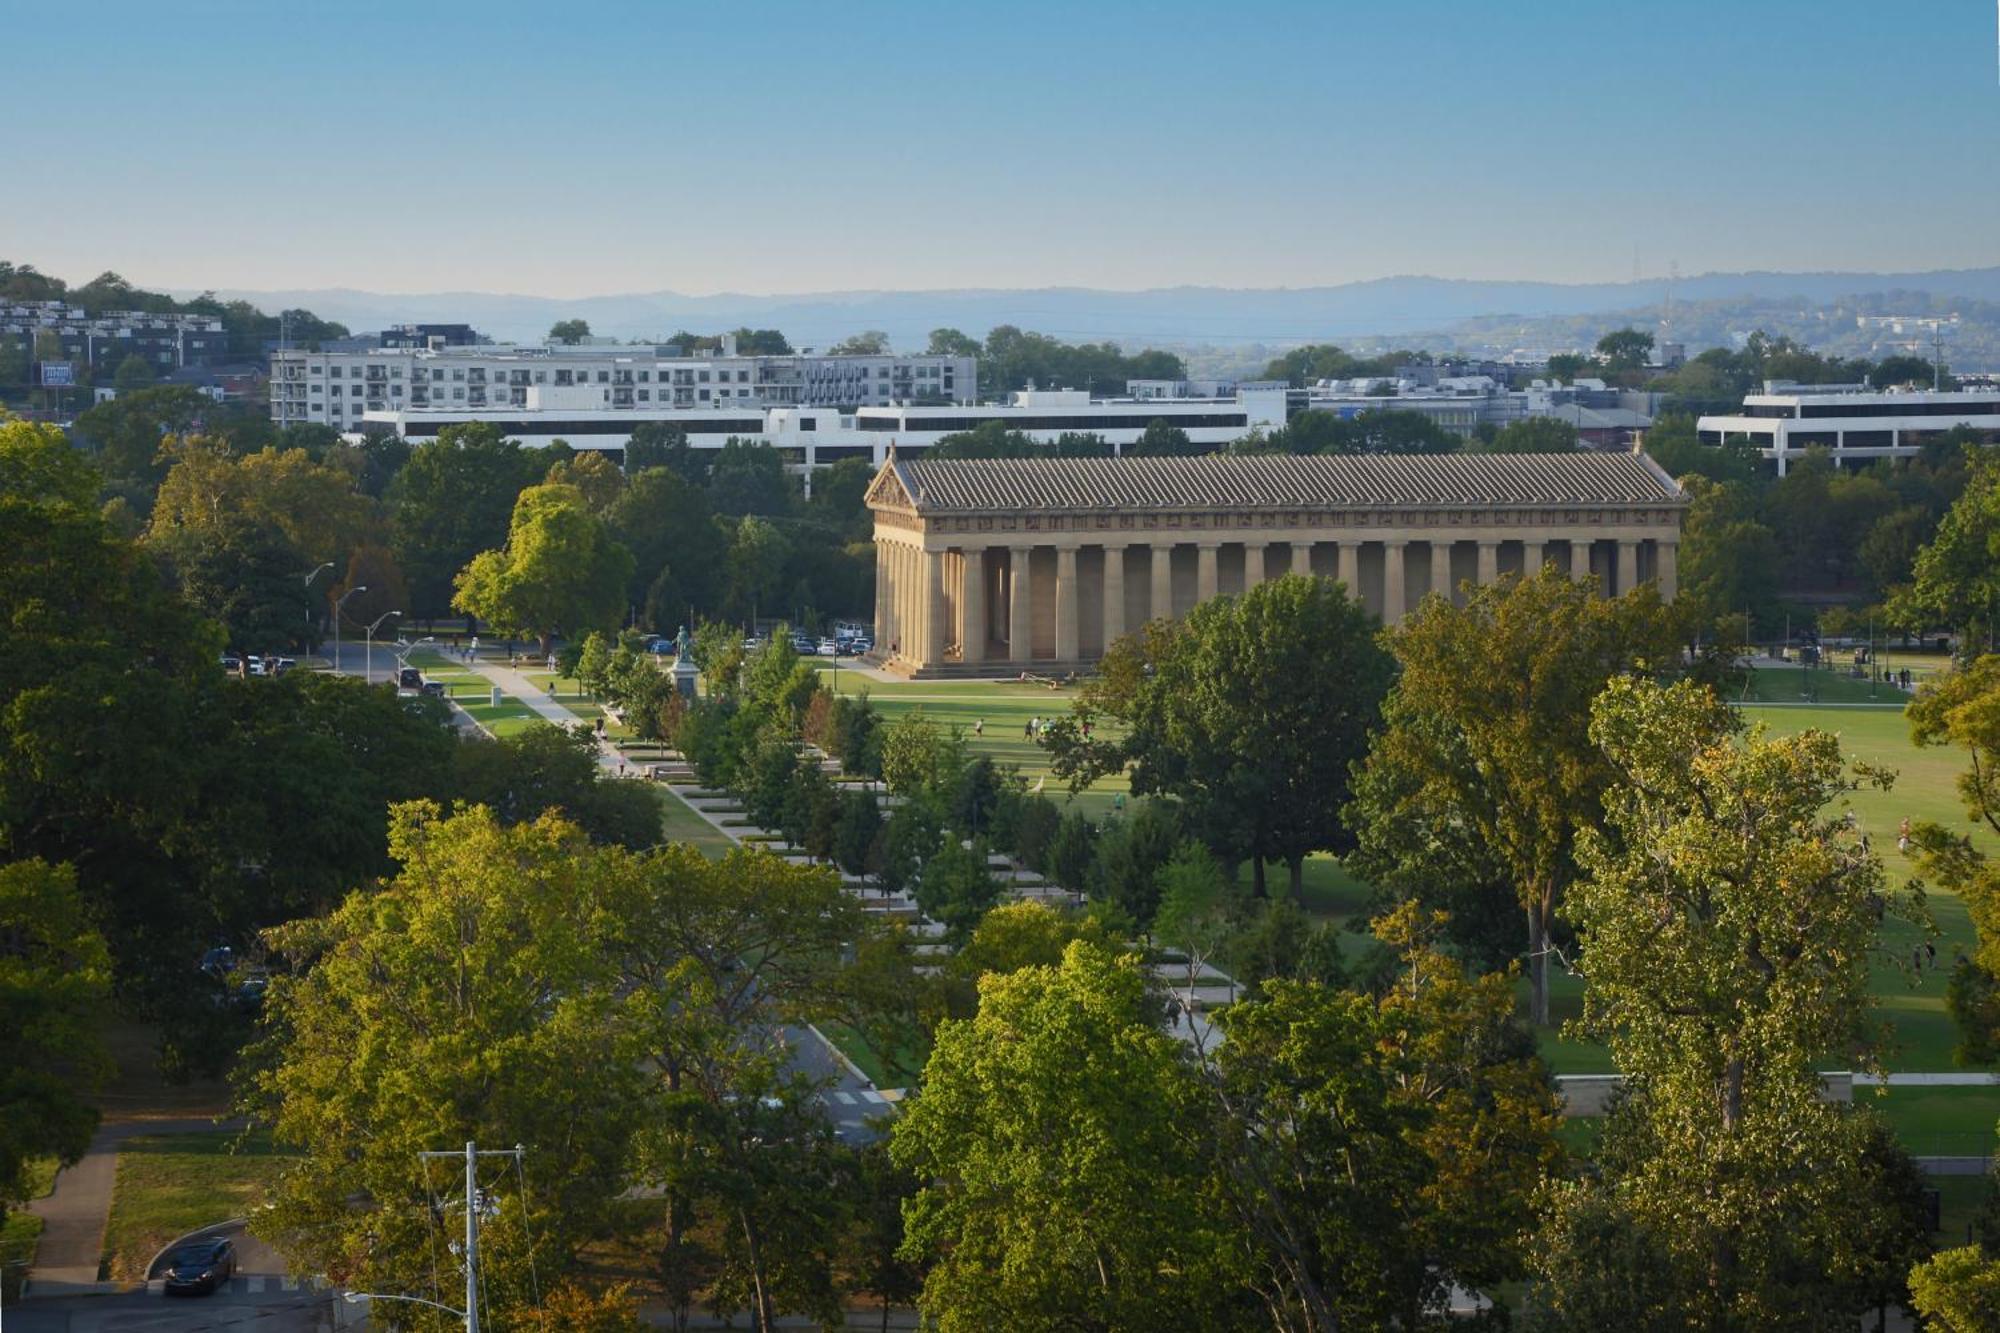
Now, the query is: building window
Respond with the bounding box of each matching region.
[699,389,710,401]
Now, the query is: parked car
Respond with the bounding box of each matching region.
[245,656,267,677]
[743,636,765,652]
[398,666,422,690]
[849,637,873,655]
[271,657,297,676]
[817,638,839,656]
[162,1236,236,1296]
[645,636,673,655]
[421,680,447,697]
[218,654,242,674]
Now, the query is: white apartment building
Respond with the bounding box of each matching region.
[1697,383,2000,474]
[270,340,975,429]
[357,387,1290,468]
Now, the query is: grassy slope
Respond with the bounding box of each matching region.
[100,1131,294,1282]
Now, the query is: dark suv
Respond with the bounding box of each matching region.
[162,1236,236,1295]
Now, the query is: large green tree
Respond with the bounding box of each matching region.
[0,859,111,1220]
[1347,565,1685,1023]
[606,465,724,619]
[453,482,634,652]
[1057,574,1395,899]
[1199,902,1561,1329]
[1537,676,1924,1327]
[242,804,647,1316]
[1903,447,2000,642]
[890,941,1245,1331]
[388,423,549,618]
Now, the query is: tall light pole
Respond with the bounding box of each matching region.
[364,611,402,685]
[333,586,367,675]
[302,562,335,644]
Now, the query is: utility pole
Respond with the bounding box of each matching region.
[463,1141,479,1333]
[408,1140,525,1332]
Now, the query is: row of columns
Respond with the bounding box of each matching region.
[881,534,1678,671]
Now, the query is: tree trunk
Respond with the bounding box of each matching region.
[1287,855,1304,902]
[739,1206,777,1332]
[1251,856,1267,899]
[1528,902,1550,1026]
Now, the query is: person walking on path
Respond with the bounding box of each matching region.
[974,718,984,738]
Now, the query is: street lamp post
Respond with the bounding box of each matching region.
[301,562,335,648]
[333,586,367,676]
[364,611,403,685]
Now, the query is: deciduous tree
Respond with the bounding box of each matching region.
[1347,566,1684,1022]
[453,483,634,652]
[1537,677,1922,1327]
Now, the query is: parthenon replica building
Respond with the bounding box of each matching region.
[865,451,1686,677]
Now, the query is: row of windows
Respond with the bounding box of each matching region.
[857,412,1249,433]
[401,417,767,439]
[1798,400,2000,419]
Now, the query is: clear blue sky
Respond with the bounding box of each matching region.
[7,0,2000,296]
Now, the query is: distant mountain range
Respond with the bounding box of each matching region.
[192,266,2000,353]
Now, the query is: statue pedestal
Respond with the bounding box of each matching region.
[671,655,699,700]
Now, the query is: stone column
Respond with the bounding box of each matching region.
[901,545,916,658]
[1656,539,1679,600]
[884,544,900,655]
[1618,539,1641,595]
[1527,537,1549,573]
[1570,538,1592,586]
[1196,542,1219,602]
[1291,541,1313,577]
[1334,541,1358,592]
[1242,543,1265,594]
[1102,543,1126,648]
[961,547,987,665]
[874,543,888,645]
[1009,545,1033,664]
[1477,540,1499,588]
[1055,546,1080,662]
[925,549,947,668]
[1430,541,1454,601]
[1150,542,1173,620]
[1383,540,1407,623]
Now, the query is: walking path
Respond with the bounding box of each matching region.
[24,1117,235,1297]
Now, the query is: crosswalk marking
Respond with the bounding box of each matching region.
[861,1090,886,1104]
[831,1091,856,1105]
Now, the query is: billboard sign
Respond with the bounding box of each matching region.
[38,361,75,387]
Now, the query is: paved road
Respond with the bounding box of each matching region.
[3,1284,331,1332]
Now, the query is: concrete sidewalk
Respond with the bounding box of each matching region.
[24,1118,235,1297]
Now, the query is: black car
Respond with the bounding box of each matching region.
[162,1236,236,1295]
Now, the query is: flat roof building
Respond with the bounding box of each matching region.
[272,342,975,429]
[1697,383,2000,473]
[356,387,1290,467]
[865,452,1685,676]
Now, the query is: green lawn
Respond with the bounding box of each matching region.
[1732,664,1910,706]
[820,1021,926,1089]
[1866,1086,2000,1156]
[657,788,737,859]
[100,1131,295,1282]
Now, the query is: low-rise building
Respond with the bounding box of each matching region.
[1697,383,2000,473]
[271,338,975,428]
[357,386,1289,469]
